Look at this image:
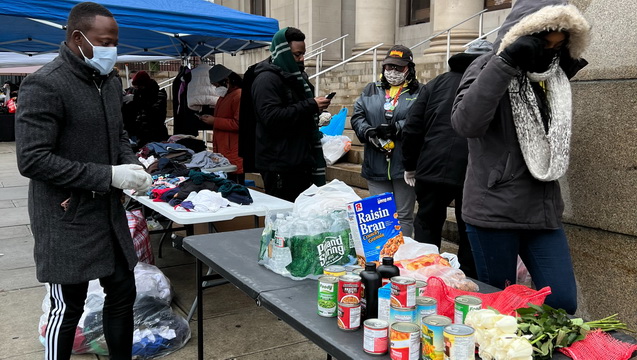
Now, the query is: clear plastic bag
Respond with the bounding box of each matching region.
[321,135,351,165]
[38,263,190,359]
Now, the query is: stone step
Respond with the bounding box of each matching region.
[326,162,366,189]
[343,146,364,164]
[343,129,361,146]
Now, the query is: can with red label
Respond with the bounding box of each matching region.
[363,318,389,355]
[337,274,362,304]
[389,322,420,360]
[415,280,427,297]
[390,276,416,308]
[338,302,361,331]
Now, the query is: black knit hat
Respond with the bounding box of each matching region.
[382,45,414,66]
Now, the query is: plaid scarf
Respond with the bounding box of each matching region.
[270,28,326,186]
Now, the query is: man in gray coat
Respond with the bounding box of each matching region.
[15,3,152,359]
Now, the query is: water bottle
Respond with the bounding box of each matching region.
[269,213,285,260]
[272,217,292,272]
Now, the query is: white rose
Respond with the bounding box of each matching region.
[506,337,533,359]
[495,315,519,334]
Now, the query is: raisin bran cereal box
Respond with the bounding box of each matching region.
[346,193,404,266]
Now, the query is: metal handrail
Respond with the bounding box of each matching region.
[309,42,384,94]
[464,26,501,47]
[305,49,325,61]
[306,37,328,52]
[306,34,349,59]
[409,9,487,51]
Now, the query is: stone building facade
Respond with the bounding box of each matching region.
[214,0,637,329]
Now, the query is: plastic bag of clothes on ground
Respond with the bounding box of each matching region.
[38,262,190,359]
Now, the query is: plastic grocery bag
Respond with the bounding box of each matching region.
[258,210,358,280]
[292,179,361,217]
[321,135,351,165]
[39,263,190,359]
[320,107,348,136]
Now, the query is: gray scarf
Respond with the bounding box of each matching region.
[508,59,572,181]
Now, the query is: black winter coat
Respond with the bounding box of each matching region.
[251,60,320,172]
[15,43,140,284]
[402,58,470,187]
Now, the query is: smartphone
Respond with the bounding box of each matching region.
[326,92,336,99]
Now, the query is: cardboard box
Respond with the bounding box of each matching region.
[346,193,404,265]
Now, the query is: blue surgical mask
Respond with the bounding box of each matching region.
[78,32,118,75]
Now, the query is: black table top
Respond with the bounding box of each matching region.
[183,228,637,360]
[183,228,310,300]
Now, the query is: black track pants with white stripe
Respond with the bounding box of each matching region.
[45,245,136,360]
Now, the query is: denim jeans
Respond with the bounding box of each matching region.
[466,224,577,314]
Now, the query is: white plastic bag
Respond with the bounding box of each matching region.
[321,135,351,165]
[292,179,361,217]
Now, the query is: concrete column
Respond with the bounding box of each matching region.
[423,0,484,56]
[351,0,396,59]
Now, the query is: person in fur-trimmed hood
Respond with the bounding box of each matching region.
[451,0,590,314]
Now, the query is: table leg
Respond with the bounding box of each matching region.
[326,354,332,360]
[157,220,174,259]
[196,258,204,360]
[253,215,259,228]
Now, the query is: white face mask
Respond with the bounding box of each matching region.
[384,69,407,86]
[214,86,228,97]
[78,31,118,75]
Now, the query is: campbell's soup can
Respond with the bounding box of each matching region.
[422,315,452,360]
[416,296,438,327]
[415,280,427,297]
[324,264,346,277]
[337,274,362,305]
[453,295,482,324]
[390,276,416,308]
[389,305,416,325]
[363,318,389,355]
[443,324,475,360]
[389,322,420,360]
[317,275,338,317]
[338,302,361,331]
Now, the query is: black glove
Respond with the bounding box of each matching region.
[375,123,397,140]
[500,35,546,71]
[365,127,378,142]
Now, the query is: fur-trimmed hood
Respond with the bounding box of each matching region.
[495,0,590,59]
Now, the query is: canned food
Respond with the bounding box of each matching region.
[416,296,437,327]
[338,302,361,331]
[363,318,389,355]
[415,280,427,297]
[390,276,416,308]
[324,264,347,277]
[337,274,362,304]
[389,322,420,360]
[443,324,475,360]
[345,264,363,274]
[317,275,338,317]
[352,268,364,276]
[422,315,452,360]
[453,295,482,324]
[389,305,416,325]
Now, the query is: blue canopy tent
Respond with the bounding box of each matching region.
[0,0,279,58]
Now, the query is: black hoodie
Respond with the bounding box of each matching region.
[401,52,484,185]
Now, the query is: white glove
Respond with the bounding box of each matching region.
[404,171,416,187]
[318,111,332,127]
[111,164,153,192]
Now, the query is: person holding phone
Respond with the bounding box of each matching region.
[251,27,332,201]
[351,45,423,237]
